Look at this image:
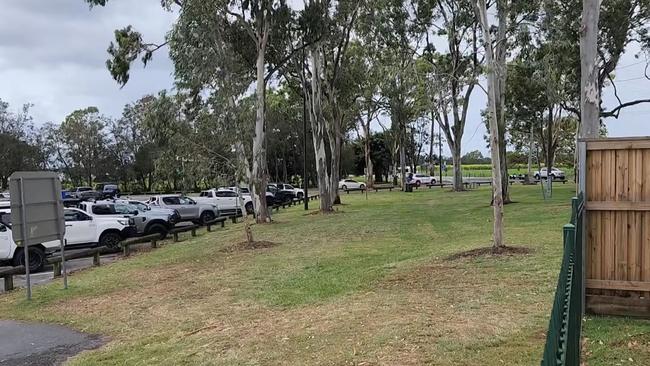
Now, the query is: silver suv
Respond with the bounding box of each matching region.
[79,201,180,238]
[148,195,219,225]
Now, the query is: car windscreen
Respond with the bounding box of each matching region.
[162,197,181,205]
[92,204,117,215]
[78,187,92,192]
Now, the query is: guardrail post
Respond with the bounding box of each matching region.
[173,232,179,242]
[53,262,62,278]
[123,244,130,257]
[207,224,212,232]
[93,251,101,266]
[220,220,225,228]
[3,275,14,291]
[151,239,158,249]
[191,227,197,237]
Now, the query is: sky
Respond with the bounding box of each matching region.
[1,0,649,158]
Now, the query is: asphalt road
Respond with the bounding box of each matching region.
[0,320,103,366]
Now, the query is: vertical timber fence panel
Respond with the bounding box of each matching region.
[584,137,650,317]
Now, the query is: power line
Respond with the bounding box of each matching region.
[616,60,647,70]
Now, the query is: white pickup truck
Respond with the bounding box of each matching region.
[0,210,59,272]
[196,189,253,215]
[62,208,137,250]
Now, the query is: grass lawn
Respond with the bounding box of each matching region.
[1,184,649,365]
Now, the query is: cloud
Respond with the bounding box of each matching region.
[0,0,177,124]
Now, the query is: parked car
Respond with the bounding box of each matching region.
[0,192,9,199]
[196,189,252,215]
[338,179,366,191]
[267,185,296,204]
[534,167,566,180]
[147,195,219,225]
[412,174,436,186]
[0,211,60,272]
[71,187,103,200]
[62,208,136,250]
[79,201,180,238]
[225,186,250,196]
[273,183,305,199]
[95,183,120,198]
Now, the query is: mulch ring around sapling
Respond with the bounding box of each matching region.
[445,245,532,261]
[219,240,279,253]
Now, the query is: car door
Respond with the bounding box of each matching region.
[179,197,201,218]
[0,221,11,259]
[64,209,96,245]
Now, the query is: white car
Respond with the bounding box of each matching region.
[63,208,137,249]
[0,210,60,272]
[0,192,9,199]
[411,174,436,186]
[338,179,366,191]
[196,189,253,215]
[534,167,566,180]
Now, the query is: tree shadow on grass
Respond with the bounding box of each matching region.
[445,245,532,261]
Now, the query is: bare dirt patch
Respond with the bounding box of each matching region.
[219,240,279,253]
[445,245,532,260]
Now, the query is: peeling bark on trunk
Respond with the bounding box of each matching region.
[580,0,601,138]
[308,48,333,212]
[451,145,463,191]
[477,0,505,250]
[251,35,270,223]
[363,108,375,187]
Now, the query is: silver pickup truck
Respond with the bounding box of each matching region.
[147,195,219,225]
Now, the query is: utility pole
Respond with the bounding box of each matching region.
[302,45,309,210]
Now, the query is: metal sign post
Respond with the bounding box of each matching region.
[17,178,32,299]
[9,172,66,300]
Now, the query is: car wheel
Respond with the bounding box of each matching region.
[297,192,304,199]
[415,180,421,187]
[13,246,46,273]
[147,223,168,239]
[245,202,254,215]
[341,185,347,191]
[432,179,436,184]
[534,174,540,180]
[360,184,366,190]
[99,231,122,250]
[200,211,215,225]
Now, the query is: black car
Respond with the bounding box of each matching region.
[267,185,295,204]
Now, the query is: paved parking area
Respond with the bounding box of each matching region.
[0,252,120,293]
[0,320,103,365]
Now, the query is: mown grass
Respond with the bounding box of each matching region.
[0,184,645,365]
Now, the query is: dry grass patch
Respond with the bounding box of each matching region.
[445,245,532,260]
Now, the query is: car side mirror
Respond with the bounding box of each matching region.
[131,210,139,215]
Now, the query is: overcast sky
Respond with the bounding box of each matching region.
[1,0,649,157]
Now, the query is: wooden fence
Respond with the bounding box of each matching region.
[584,137,650,317]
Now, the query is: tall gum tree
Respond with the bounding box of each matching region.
[476,0,505,249]
[86,0,297,223]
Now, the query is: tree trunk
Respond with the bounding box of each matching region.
[451,144,463,191]
[477,0,505,250]
[251,43,270,223]
[495,0,510,203]
[400,137,407,190]
[363,114,374,188]
[308,48,333,212]
[526,123,535,182]
[580,0,601,138]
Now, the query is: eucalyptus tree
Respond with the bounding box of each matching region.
[59,107,111,186]
[86,0,295,223]
[476,0,505,249]
[413,0,481,191]
[297,0,364,211]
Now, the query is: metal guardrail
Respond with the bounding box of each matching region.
[541,193,584,366]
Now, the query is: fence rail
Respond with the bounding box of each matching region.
[541,193,584,366]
